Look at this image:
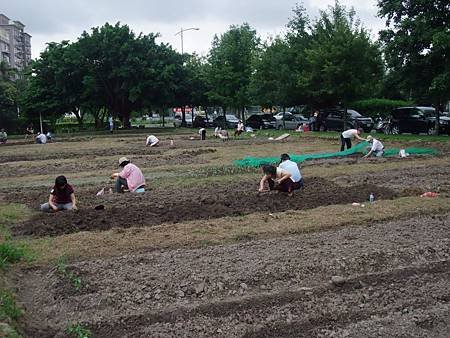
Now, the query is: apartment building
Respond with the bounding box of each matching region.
[0,13,32,72]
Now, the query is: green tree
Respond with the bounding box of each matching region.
[78,23,183,128]
[20,42,73,128]
[300,1,383,123]
[206,23,259,120]
[378,0,450,134]
[250,37,299,110]
[0,81,19,130]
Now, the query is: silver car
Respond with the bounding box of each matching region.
[275,113,309,130]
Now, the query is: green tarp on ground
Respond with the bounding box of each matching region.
[234,141,439,168]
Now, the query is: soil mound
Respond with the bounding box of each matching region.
[13,177,396,237]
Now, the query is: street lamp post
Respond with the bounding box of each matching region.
[175,27,199,127]
[175,27,199,55]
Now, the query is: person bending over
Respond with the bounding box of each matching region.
[40,175,77,212]
[259,163,302,196]
[340,128,365,151]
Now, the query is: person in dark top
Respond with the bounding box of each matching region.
[40,175,77,212]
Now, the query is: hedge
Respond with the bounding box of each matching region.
[351,99,415,118]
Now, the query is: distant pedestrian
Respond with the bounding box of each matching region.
[199,127,206,140]
[111,157,146,193]
[36,132,48,144]
[363,135,384,158]
[40,175,77,212]
[145,135,160,147]
[108,116,114,133]
[309,110,319,131]
[340,128,365,151]
[0,128,7,144]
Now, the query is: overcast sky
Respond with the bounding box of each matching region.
[4,0,385,59]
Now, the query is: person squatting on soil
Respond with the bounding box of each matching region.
[0,128,7,144]
[218,129,229,141]
[146,135,160,147]
[40,175,77,212]
[112,157,146,193]
[363,135,384,158]
[235,120,244,137]
[25,123,34,139]
[36,132,48,144]
[340,128,365,151]
[259,154,304,195]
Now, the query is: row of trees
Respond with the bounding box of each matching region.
[1,0,449,132]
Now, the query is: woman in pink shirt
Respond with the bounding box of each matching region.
[111,157,146,193]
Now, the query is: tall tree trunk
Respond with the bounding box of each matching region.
[181,106,186,127]
[434,99,441,135]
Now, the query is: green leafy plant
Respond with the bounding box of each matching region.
[0,290,23,322]
[0,242,27,269]
[67,322,91,338]
[57,257,82,291]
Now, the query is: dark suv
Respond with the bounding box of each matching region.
[386,107,450,135]
[246,114,277,129]
[318,109,373,132]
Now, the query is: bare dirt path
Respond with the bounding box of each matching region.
[17,213,450,337]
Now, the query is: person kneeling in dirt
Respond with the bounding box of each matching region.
[258,161,303,196]
[40,175,77,212]
[112,157,146,193]
[146,135,160,147]
[340,128,365,151]
[363,135,384,158]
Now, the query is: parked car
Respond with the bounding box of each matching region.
[318,109,374,132]
[213,114,240,129]
[275,113,309,130]
[385,106,450,135]
[246,114,277,129]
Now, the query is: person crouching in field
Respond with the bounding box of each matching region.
[40,175,77,212]
[111,157,146,193]
[146,135,160,147]
[363,135,384,158]
[258,161,303,196]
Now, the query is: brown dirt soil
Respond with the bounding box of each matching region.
[332,161,450,194]
[12,177,397,237]
[16,213,450,337]
[0,147,217,178]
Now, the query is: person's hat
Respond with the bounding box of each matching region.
[366,135,373,142]
[118,157,129,166]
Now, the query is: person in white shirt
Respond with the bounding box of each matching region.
[145,135,159,147]
[279,153,304,188]
[36,132,48,144]
[363,135,384,158]
[214,126,221,138]
[340,128,365,151]
[235,121,244,136]
[259,154,304,195]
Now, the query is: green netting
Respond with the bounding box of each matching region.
[234,141,439,168]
